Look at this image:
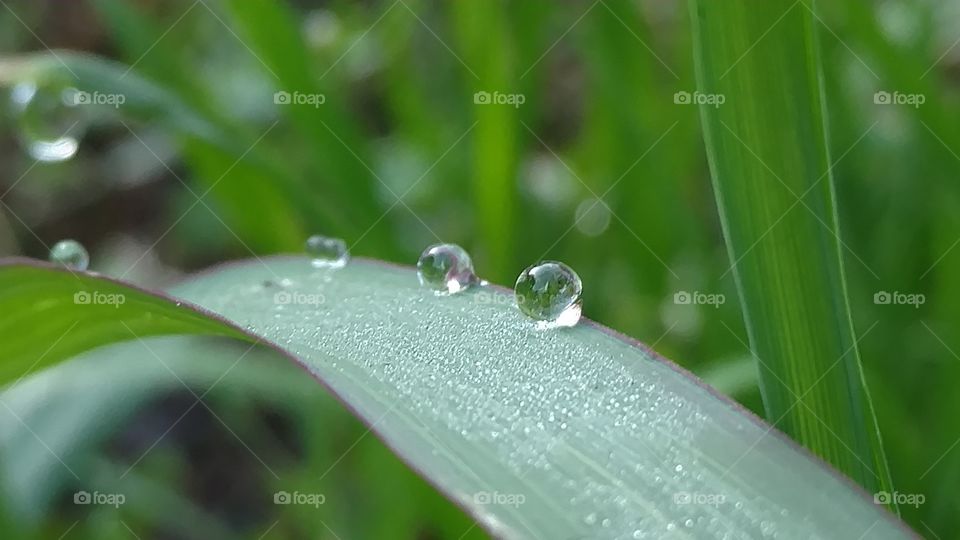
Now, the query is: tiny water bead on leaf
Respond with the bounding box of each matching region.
[48,239,89,271]
[305,235,349,269]
[514,261,583,328]
[417,243,477,294]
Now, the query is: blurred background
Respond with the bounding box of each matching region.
[0,0,957,538]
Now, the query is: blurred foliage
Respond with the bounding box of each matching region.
[0,0,957,538]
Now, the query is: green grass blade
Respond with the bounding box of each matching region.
[688,0,895,498]
[0,258,912,538]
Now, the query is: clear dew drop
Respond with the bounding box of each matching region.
[48,239,89,271]
[416,243,477,295]
[9,80,85,163]
[305,235,348,269]
[514,261,582,328]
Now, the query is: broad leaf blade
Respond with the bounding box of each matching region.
[0,258,909,538]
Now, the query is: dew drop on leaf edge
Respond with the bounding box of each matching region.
[305,234,349,269]
[49,239,89,271]
[514,260,582,329]
[416,243,477,295]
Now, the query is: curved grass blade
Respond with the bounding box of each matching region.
[0,257,910,538]
[688,0,895,499]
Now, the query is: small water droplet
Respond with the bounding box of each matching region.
[417,243,477,294]
[514,261,582,328]
[584,512,598,525]
[305,235,348,268]
[9,80,85,163]
[49,239,89,270]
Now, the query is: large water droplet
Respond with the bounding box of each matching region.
[305,234,348,268]
[9,80,85,163]
[417,243,477,294]
[49,239,89,270]
[514,261,582,328]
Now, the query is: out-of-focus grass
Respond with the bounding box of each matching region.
[0,0,957,537]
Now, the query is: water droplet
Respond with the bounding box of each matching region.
[9,80,84,163]
[417,243,477,294]
[583,512,598,525]
[49,239,89,270]
[514,261,582,328]
[305,235,348,268]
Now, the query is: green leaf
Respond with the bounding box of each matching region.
[689,0,895,498]
[0,258,909,538]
